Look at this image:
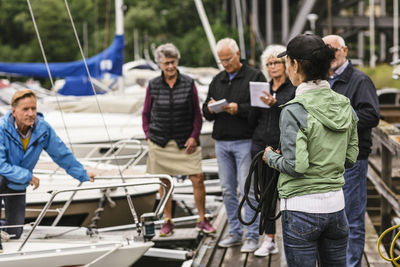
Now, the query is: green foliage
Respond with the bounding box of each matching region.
[0,0,237,68]
[357,64,400,90]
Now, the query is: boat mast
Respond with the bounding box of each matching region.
[115,0,125,93]
[194,0,223,70]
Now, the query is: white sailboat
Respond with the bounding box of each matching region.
[0,176,174,266]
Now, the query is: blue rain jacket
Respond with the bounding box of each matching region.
[0,111,89,191]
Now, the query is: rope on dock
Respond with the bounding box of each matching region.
[377,224,400,266]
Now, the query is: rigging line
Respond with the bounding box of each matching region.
[62,0,140,226]
[26,0,75,155]
[62,0,125,178]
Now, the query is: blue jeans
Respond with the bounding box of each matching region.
[281,210,349,267]
[0,175,26,240]
[215,139,259,240]
[342,159,368,267]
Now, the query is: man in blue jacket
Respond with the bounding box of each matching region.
[323,35,380,267]
[0,89,95,252]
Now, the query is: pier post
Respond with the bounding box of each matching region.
[380,144,392,250]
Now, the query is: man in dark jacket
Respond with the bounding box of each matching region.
[203,38,266,253]
[323,35,380,267]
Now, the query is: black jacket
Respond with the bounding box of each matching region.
[202,63,266,140]
[331,62,380,159]
[248,78,296,148]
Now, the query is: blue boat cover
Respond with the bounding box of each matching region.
[0,35,124,78]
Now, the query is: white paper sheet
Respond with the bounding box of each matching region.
[208,98,228,113]
[250,81,271,108]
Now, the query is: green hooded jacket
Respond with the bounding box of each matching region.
[266,86,359,199]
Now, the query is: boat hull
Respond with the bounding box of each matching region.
[0,241,154,267]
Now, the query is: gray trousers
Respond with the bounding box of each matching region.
[0,175,25,242]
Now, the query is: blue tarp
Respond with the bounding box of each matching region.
[0,35,124,78]
[57,76,104,96]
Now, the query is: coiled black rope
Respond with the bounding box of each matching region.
[238,150,281,235]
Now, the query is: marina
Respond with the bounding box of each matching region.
[2,0,400,266]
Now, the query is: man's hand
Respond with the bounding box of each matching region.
[30,176,40,190]
[207,98,216,113]
[87,171,95,182]
[260,91,277,106]
[222,102,238,115]
[184,137,197,154]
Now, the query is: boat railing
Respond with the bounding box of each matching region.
[38,139,148,175]
[16,174,173,251]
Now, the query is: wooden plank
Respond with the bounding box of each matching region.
[153,227,199,242]
[367,165,400,218]
[372,120,400,156]
[246,249,271,267]
[192,204,228,267]
[221,245,246,267]
[363,212,390,267]
[206,247,226,267]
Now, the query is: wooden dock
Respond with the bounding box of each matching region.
[190,195,388,266]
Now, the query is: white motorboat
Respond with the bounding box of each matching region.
[0,176,174,267]
[0,227,153,267]
[26,142,158,228]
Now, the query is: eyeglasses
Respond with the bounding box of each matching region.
[266,61,284,67]
[160,60,177,66]
[218,56,234,64]
[333,47,344,52]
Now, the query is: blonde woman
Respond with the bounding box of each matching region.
[248,45,295,256]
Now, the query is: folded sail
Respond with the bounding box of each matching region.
[0,35,124,79]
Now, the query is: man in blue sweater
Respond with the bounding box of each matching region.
[323,35,380,267]
[0,89,95,253]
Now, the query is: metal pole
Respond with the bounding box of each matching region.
[327,0,332,34]
[115,0,124,93]
[358,0,365,62]
[381,145,393,251]
[394,0,399,61]
[51,182,83,226]
[83,21,88,57]
[380,0,386,61]
[281,0,289,43]
[369,0,376,67]
[234,0,246,59]
[194,0,223,70]
[134,28,140,60]
[266,0,273,45]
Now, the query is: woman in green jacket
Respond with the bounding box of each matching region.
[263,34,359,266]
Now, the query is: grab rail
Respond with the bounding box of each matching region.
[18,174,173,251]
[39,139,147,173]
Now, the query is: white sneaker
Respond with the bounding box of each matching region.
[240,238,258,253]
[254,236,279,257]
[0,231,10,242]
